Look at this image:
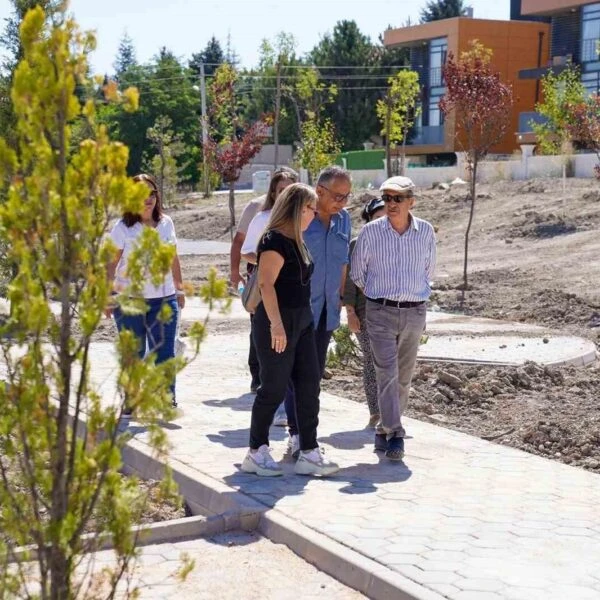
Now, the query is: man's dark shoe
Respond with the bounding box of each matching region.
[385,436,405,461]
[374,433,387,452]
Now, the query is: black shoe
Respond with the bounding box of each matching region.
[172,398,178,408]
[250,378,260,393]
[385,436,405,461]
[374,433,387,452]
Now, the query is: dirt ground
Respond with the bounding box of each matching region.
[168,180,600,473]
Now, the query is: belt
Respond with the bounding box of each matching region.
[367,297,425,309]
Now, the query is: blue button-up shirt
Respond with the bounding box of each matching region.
[304,209,351,330]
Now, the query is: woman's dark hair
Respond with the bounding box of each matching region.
[361,196,385,223]
[262,168,299,211]
[122,174,163,227]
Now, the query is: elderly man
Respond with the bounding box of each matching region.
[286,165,352,457]
[350,176,436,461]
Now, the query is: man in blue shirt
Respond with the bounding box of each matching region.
[305,166,352,374]
[287,166,352,457]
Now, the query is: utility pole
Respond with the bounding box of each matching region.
[273,59,282,170]
[200,63,210,198]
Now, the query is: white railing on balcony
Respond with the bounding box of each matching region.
[582,38,600,63]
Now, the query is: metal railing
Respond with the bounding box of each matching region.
[582,38,600,63]
[429,67,444,87]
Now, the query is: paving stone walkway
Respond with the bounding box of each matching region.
[87,305,600,600]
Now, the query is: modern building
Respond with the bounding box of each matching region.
[383,17,550,163]
[515,2,600,145]
[519,1,600,95]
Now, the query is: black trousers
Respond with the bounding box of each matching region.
[247,265,260,386]
[250,302,320,451]
[286,307,333,436]
[248,314,260,386]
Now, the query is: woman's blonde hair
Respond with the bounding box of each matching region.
[267,183,316,264]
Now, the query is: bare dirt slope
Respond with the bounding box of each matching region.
[175,179,600,473]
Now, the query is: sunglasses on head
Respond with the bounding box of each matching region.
[382,193,413,203]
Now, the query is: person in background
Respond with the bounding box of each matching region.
[286,165,352,458]
[230,166,298,393]
[241,168,298,427]
[343,196,386,428]
[230,190,266,393]
[350,176,436,461]
[107,173,185,414]
[242,183,339,477]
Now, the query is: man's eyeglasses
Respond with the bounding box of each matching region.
[319,184,352,203]
[382,193,413,204]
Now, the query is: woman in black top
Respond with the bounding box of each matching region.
[241,183,339,477]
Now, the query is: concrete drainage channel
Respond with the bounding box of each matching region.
[121,437,443,600]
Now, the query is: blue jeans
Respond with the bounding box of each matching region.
[114,295,179,402]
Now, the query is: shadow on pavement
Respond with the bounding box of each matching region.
[222,456,412,507]
[206,426,288,449]
[204,394,255,412]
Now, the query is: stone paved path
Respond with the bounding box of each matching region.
[88,305,600,600]
[93,531,364,599]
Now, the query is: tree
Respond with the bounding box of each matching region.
[376,70,421,175]
[241,33,300,149]
[310,20,379,150]
[567,94,600,178]
[296,118,341,183]
[0,6,225,597]
[146,115,188,206]
[532,66,585,156]
[99,48,200,182]
[206,64,269,237]
[0,0,61,147]
[440,41,513,297]
[113,32,137,79]
[420,0,469,22]
[189,35,225,78]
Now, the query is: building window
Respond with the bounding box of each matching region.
[429,37,447,88]
[582,71,600,95]
[582,3,600,63]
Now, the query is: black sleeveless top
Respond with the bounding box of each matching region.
[257,230,313,309]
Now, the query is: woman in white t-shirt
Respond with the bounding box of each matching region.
[107,173,185,414]
[241,169,297,265]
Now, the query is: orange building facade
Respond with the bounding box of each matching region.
[383,18,550,160]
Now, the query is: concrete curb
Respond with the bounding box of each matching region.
[258,510,446,600]
[122,435,444,600]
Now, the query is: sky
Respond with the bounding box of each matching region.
[0,0,510,74]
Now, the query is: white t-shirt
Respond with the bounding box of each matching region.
[110,216,177,298]
[241,210,272,256]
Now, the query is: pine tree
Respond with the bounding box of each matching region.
[189,36,225,77]
[420,0,468,22]
[113,32,137,78]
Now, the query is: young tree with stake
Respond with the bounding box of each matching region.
[440,41,513,298]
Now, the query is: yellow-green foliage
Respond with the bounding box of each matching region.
[0,6,227,598]
[376,70,421,147]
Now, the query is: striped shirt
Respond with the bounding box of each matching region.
[350,214,436,302]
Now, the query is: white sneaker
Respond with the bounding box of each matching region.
[272,404,287,427]
[295,447,339,477]
[287,434,300,459]
[241,445,283,477]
